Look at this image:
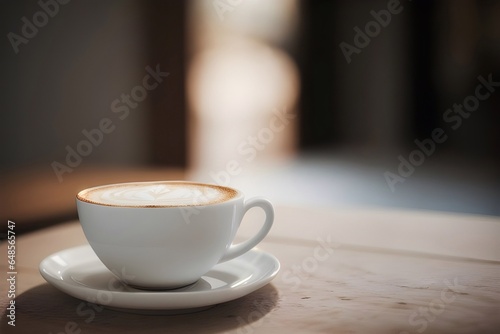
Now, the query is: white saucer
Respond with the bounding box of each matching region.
[39,245,279,313]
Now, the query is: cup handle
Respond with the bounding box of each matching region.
[218,197,274,263]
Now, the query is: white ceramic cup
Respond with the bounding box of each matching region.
[76,181,274,290]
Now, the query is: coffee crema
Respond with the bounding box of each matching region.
[77,181,238,207]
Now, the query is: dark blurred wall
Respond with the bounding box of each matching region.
[299,0,500,162]
[432,0,500,159]
[0,0,150,172]
[1,0,188,176]
[2,0,499,174]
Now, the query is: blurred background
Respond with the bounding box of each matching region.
[1,0,499,233]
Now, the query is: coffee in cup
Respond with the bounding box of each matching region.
[78,181,237,207]
[76,181,274,290]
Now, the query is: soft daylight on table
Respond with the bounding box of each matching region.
[1,1,500,333]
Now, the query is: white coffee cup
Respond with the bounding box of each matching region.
[76,181,274,289]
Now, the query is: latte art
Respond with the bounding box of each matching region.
[78,182,238,207]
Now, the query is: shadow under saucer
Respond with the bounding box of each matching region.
[0,282,279,334]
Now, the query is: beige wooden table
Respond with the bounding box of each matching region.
[1,206,500,333]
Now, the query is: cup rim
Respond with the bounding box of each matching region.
[76,180,243,208]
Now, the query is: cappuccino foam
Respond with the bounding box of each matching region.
[77,182,238,207]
